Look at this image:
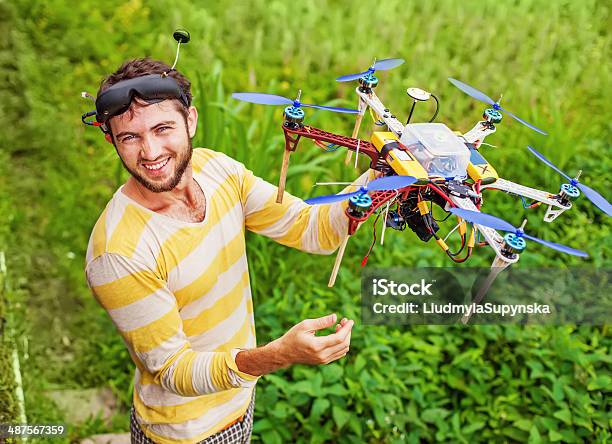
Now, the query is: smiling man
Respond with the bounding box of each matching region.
[84,58,362,444]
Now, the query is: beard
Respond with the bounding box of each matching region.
[119,137,193,193]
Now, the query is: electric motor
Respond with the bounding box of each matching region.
[483,108,502,124]
[557,183,580,207]
[283,106,305,128]
[348,194,373,217]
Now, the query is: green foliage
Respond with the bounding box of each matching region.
[0,1,18,417]
[1,0,610,442]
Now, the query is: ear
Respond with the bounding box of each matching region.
[186,106,198,139]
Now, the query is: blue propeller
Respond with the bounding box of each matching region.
[231,92,359,114]
[449,207,588,257]
[448,78,547,135]
[336,58,405,82]
[527,145,612,216]
[305,175,418,205]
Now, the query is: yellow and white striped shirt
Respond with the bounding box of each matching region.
[85,148,352,443]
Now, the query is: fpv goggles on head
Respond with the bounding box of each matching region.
[81,30,190,133]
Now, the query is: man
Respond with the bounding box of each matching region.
[85,58,367,444]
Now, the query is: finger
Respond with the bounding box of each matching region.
[316,319,354,348]
[326,341,350,358]
[325,330,352,356]
[324,348,350,364]
[300,313,337,332]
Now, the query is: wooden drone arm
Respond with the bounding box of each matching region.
[282,124,382,169]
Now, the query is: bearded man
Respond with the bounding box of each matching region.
[84,58,364,444]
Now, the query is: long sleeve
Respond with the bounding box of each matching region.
[239,163,374,254]
[85,253,259,397]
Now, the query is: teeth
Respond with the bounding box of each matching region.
[143,158,170,171]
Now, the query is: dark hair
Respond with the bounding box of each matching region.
[98,58,192,136]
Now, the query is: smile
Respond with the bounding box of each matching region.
[142,157,170,171]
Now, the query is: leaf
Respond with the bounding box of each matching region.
[572,415,593,432]
[261,429,283,444]
[252,418,274,433]
[292,380,315,396]
[539,417,558,430]
[514,419,532,432]
[332,405,350,430]
[321,364,343,383]
[348,416,363,437]
[552,379,565,402]
[270,401,290,419]
[501,426,528,442]
[323,383,348,396]
[373,405,387,428]
[310,398,330,422]
[462,421,486,434]
[587,374,611,391]
[553,409,572,426]
[354,354,367,373]
[421,408,450,424]
[548,429,564,442]
[528,425,542,444]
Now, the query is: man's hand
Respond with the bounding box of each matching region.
[235,314,354,377]
[275,313,353,366]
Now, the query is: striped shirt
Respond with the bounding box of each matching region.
[85,148,361,444]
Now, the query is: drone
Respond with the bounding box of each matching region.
[233,58,611,288]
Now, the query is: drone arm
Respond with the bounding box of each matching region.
[480,178,569,222]
[283,124,383,170]
[448,195,519,265]
[481,178,561,206]
[462,121,497,145]
[354,89,404,137]
[276,148,292,203]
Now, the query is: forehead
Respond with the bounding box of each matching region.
[110,99,183,133]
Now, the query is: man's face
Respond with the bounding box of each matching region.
[107,99,198,193]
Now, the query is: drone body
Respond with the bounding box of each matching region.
[233,59,609,287]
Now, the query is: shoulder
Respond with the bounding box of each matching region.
[85,190,155,268]
[192,147,246,178]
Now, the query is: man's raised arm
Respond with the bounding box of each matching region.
[237,156,375,254]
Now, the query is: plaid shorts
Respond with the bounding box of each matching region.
[130,392,255,444]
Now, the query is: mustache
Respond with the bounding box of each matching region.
[139,154,173,164]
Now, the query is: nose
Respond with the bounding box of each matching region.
[140,133,165,162]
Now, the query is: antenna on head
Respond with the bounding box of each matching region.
[81,91,95,102]
[168,29,190,73]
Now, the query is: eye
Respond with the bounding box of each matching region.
[157,126,172,133]
[121,135,137,143]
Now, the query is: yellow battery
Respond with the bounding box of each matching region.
[370,132,428,182]
[417,200,429,215]
[466,146,498,184]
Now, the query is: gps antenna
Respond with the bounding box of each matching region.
[166,29,190,74]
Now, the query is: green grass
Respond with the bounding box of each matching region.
[1,0,611,442]
[0,256,19,423]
